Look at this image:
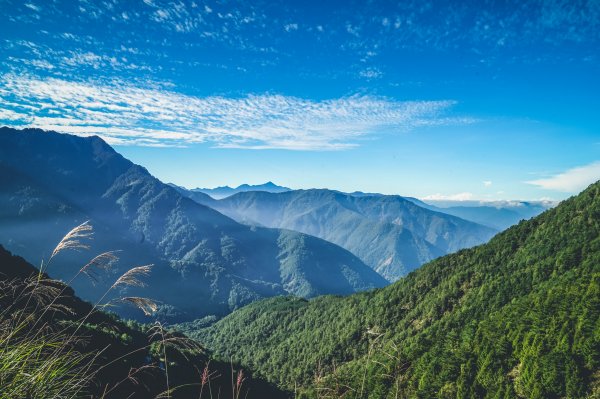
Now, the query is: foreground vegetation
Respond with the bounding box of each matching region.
[0,225,286,399]
[185,181,600,398]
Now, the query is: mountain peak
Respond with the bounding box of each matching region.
[0,126,384,322]
[194,181,291,199]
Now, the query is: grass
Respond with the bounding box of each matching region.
[0,276,96,398]
[0,221,251,398]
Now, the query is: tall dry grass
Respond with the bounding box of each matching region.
[0,222,157,398]
[1,221,248,399]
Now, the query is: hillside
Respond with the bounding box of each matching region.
[186,181,600,398]
[0,127,386,322]
[182,189,496,280]
[0,244,288,399]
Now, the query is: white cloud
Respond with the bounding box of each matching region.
[147,2,200,33]
[422,192,474,201]
[526,161,600,192]
[483,180,492,187]
[346,24,360,37]
[61,51,107,68]
[359,68,382,79]
[0,75,470,150]
[0,109,28,121]
[24,3,40,12]
[57,50,152,72]
[284,23,298,32]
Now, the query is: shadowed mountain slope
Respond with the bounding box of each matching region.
[0,127,386,322]
[0,244,288,398]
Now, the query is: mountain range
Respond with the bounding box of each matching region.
[188,182,291,199]
[0,127,386,322]
[404,198,555,230]
[184,180,600,398]
[178,183,552,232]
[176,189,498,281]
[2,126,597,398]
[0,127,552,318]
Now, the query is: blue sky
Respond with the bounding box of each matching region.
[0,0,599,200]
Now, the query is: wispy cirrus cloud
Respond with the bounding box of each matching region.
[526,162,600,192]
[24,3,41,12]
[0,75,472,150]
[359,67,383,80]
[3,0,598,94]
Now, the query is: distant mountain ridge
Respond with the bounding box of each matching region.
[178,188,497,281]
[0,127,386,322]
[190,181,291,199]
[184,182,551,232]
[402,198,554,230]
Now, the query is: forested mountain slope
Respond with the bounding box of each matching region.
[188,181,600,398]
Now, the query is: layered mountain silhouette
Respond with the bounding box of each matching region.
[0,127,386,322]
[190,182,291,199]
[403,197,553,230]
[190,181,600,398]
[177,189,497,281]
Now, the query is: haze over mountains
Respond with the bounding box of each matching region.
[187,179,600,398]
[1,0,595,395]
[188,182,291,199]
[1,127,596,398]
[404,198,555,230]
[0,127,386,321]
[0,127,549,319]
[191,182,552,231]
[179,189,497,280]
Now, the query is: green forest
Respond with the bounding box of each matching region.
[180,181,600,398]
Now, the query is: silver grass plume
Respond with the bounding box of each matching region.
[120,297,158,316]
[80,251,120,284]
[111,265,153,290]
[50,221,93,260]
